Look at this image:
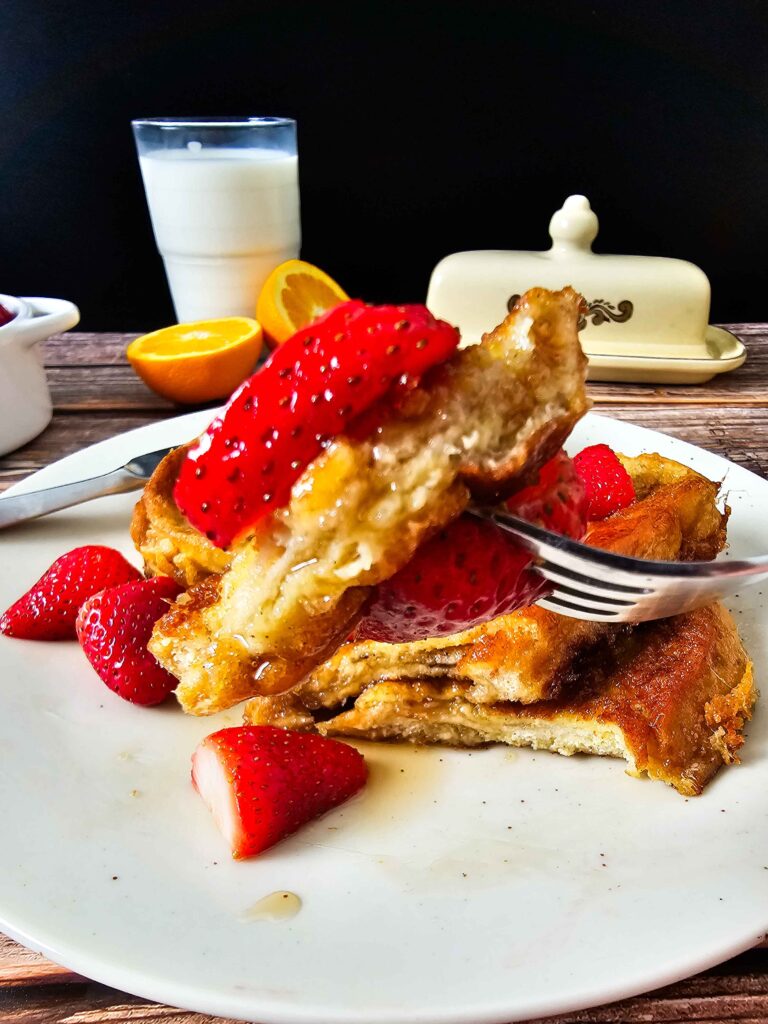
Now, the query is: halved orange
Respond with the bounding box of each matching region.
[256,259,350,346]
[126,317,263,405]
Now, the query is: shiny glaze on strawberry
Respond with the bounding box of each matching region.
[572,443,636,519]
[76,576,183,705]
[353,450,588,644]
[0,545,142,640]
[174,301,460,548]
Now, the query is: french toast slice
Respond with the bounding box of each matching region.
[314,604,755,796]
[130,445,232,588]
[144,287,589,714]
[243,453,728,724]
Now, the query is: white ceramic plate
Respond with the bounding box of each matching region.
[0,411,766,1024]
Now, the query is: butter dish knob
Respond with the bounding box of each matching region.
[548,194,599,254]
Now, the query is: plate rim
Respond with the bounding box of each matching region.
[0,913,764,1024]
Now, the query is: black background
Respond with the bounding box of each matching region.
[1,0,767,330]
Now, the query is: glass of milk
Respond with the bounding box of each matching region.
[132,117,300,322]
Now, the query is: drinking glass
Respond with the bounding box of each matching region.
[132,117,300,322]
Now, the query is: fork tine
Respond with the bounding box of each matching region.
[532,545,660,589]
[540,581,636,607]
[471,505,768,624]
[537,560,652,600]
[537,594,623,620]
[481,508,663,588]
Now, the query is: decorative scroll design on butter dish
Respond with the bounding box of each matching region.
[582,299,634,328]
[507,294,634,331]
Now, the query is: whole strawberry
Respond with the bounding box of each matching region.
[192,726,368,858]
[76,576,182,705]
[572,443,636,520]
[0,545,142,641]
[354,450,588,644]
[174,300,460,548]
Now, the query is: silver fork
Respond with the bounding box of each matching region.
[474,508,768,622]
[4,451,768,624]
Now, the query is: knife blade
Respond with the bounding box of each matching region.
[0,446,175,530]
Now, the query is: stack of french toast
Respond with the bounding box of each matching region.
[131,287,756,796]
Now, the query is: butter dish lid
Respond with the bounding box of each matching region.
[426,195,745,382]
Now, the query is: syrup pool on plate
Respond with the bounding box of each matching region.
[240,891,302,922]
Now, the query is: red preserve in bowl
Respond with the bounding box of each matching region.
[0,302,15,326]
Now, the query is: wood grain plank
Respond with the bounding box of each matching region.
[0,935,82,988]
[37,329,768,408]
[36,325,767,368]
[41,333,140,366]
[0,983,241,1022]
[3,953,768,1024]
[585,404,768,479]
[47,367,181,413]
[38,361,768,413]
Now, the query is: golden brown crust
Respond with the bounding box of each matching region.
[240,450,755,796]
[253,454,729,723]
[130,445,232,587]
[145,287,590,715]
[594,456,728,563]
[152,481,470,715]
[459,287,590,496]
[315,604,756,796]
[705,667,755,766]
[134,288,589,584]
[546,603,754,794]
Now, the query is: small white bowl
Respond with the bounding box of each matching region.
[0,294,80,455]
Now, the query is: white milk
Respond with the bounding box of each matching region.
[138,147,300,322]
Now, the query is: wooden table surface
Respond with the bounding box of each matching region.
[1,326,767,1023]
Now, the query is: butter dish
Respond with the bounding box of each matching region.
[426,195,745,384]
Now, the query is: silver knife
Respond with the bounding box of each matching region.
[0,447,174,530]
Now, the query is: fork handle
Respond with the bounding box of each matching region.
[0,469,144,529]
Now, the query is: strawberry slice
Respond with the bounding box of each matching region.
[354,450,588,644]
[572,443,636,520]
[506,448,587,538]
[352,516,543,643]
[0,545,142,640]
[173,301,460,548]
[191,726,367,858]
[76,576,182,705]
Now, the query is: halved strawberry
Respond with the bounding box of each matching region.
[353,450,588,644]
[572,443,636,520]
[173,301,460,548]
[353,516,543,643]
[191,726,367,858]
[506,448,587,539]
[0,545,142,640]
[76,576,182,705]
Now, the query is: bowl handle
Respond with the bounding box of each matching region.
[15,297,81,348]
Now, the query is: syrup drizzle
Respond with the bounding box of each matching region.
[240,890,302,922]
